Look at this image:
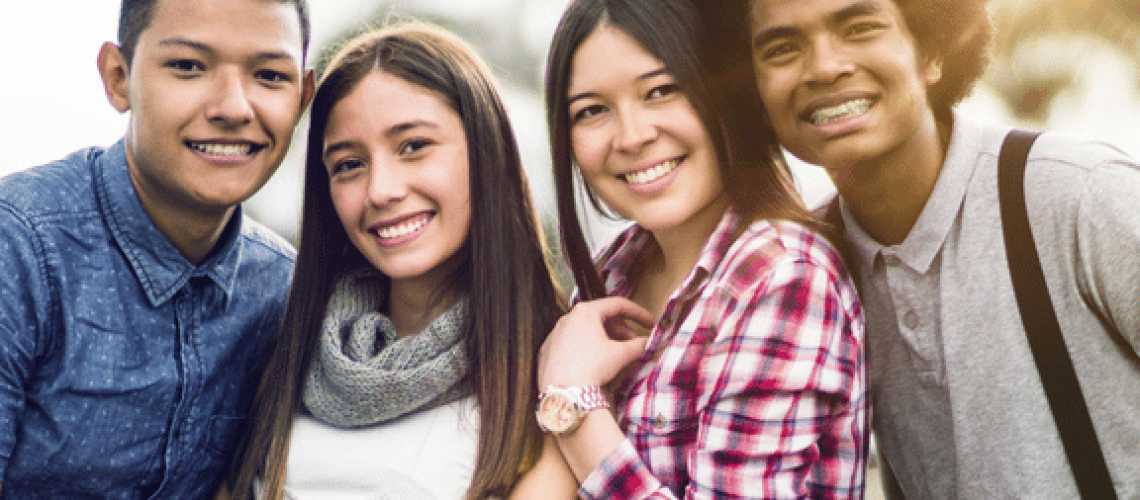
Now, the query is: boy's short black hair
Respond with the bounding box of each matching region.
[117,0,311,66]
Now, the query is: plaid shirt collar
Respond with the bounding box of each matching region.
[598,206,738,303]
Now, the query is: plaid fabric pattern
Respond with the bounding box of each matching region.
[578,209,867,499]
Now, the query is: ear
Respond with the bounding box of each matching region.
[299,69,316,113]
[922,54,944,87]
[98,42,132,113]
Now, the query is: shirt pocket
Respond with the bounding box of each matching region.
[623,385,699,458]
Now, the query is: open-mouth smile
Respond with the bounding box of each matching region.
[186,141,265,157]
[372,212,433,241]
[623,157,682,185]
[808,98,873,125]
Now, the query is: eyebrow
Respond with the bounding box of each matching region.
[567,67,672,107]
[323,120,438,159]
[752,1,885,49]
[157,37,298,63]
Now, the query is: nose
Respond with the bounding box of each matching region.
[805,36,854,85]
[206,70,255,127]
[614,103,658,153]
[366,161,409,207]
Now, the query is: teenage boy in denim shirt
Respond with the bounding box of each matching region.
[0,0,314,496]
[701,0,1140,497]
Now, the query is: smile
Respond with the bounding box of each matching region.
[373,213,432,240]
[809,99,873,125]
[623,158,681,185]
[187,141,262,156]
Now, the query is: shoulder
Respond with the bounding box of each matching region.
[1028,132,1139,178]
[719,219,859,306]
[728,219,849,280]
[238,214,297,269]
[0,147,102,220]
[1022,132,1140,211]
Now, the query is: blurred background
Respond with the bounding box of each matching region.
[1,0,1137,247]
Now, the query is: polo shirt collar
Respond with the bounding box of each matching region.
[843,111,981,274]
[94,140,244,307]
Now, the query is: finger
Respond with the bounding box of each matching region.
[586,296,656,328]
[614,334,650,362]
[604,315,652,340]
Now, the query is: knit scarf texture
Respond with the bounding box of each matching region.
[303,270,470,428]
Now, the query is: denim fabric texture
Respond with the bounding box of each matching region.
[0,141,295,498]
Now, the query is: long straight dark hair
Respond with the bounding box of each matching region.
[227,23,565,499]
[545,0,820,299]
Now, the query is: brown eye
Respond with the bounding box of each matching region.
[572,104,606,123]
[328,158,364,176]
[255,69,292,84]
[165,59,205,73]
[399,139,433,156]
[647,83,680,100]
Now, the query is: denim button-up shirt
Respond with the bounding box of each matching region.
[0,141,295,498]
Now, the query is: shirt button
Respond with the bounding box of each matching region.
[903,311,920,330]
[883,254,902,267]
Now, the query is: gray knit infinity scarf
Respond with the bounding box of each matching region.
[303,270,470,428]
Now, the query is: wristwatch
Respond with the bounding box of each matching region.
[535,385,610,435]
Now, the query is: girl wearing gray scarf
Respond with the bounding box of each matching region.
[223,23,565,500]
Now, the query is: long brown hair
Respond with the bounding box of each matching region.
[227,23,564,499]
[545,0,819,299]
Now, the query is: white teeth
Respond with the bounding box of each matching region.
[810,99,872,125]
[191,142,254,156]
[375,215,430,239]
[624,159,679,185]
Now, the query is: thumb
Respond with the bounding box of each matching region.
[591,296,655,329]
[614,334,650,363]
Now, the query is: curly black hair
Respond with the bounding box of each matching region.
[893,0,994,115]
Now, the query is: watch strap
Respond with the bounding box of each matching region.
[574,385,610,412]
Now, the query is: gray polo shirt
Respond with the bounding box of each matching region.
[843,111,1140,498]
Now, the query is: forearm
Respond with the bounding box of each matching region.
[509,435,578,499]
[554,409,627,483]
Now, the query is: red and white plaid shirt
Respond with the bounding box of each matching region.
[578,208,867,499]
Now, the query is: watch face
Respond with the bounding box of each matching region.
[537,393,579,433]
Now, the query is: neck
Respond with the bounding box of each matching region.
[387,256,463,339]
[123,148,236,266]
[137,190,234,266]
[832,113,951,246]
[637,198,727,317]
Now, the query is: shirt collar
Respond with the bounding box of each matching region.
[598,206,738,298]
[94,140,244,307]
[842,111,982,274]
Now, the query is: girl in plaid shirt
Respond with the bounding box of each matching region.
[512,0,868,498]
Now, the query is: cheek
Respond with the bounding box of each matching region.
[261,92,304,133]
[454,201,473,242]
[759,76,793,109]
[329,185,362,228]
[447,178,473,224]
[570,130,607,174]
[139,79,193,122]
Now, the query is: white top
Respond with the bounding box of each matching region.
[258,396,480,500]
